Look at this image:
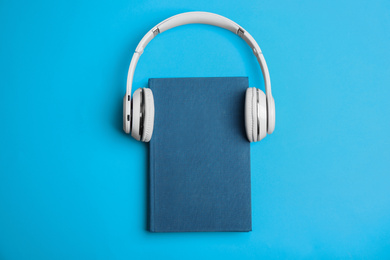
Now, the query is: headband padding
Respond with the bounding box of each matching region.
[141,88,155,142]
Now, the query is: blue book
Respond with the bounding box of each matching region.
[149,77,251,232]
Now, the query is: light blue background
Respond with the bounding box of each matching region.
[1,0,390,259]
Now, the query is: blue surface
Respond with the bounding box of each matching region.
[0,0,389,258]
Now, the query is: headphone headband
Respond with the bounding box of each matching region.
[126,11,272,99]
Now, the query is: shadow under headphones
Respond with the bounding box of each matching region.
[123,11,275,143]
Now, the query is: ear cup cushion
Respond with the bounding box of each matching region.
[141,88,155,142]
[258,90,267,141]
[245,88,254,142]
[131,88,142,141]
[252,88,258,142]
[267,95,275,134]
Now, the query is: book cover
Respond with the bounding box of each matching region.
[149,77,251,232]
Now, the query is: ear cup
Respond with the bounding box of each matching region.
[141,88,155,142]
[257,89,267,141]
[245,87,267,142]
[131,88,142,141]
[267,95,275,134]
[245,88,257,142]
[123,94,131,134]
[245,88,254,142]
[252,87,258,142]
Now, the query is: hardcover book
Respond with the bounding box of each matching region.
[149,77,251,232]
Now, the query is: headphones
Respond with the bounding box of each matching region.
[123,11,275,142]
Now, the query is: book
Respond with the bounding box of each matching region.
[149,77,251,232]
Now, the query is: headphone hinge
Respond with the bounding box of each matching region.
[152,27,160,36]
[237,27,245,37]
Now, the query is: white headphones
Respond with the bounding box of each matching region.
[123,11,275,142]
